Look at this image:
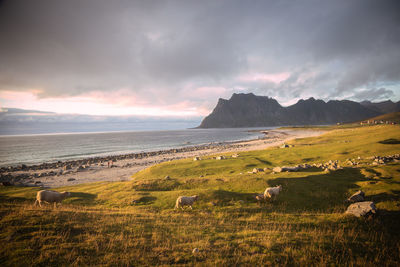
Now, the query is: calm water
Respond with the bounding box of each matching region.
[0,128,272,167]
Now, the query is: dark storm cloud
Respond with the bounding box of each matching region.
[0,0,399,109]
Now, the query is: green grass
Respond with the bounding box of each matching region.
[1,125,400,266]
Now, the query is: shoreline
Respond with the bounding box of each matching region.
[0,129,326,188]
[1,130,267,170]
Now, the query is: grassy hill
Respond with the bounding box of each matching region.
[363,111,400,124]
[1,125,400,266]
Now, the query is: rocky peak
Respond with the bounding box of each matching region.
[198,93,385,128]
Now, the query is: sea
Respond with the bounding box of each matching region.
[0,127,273,167]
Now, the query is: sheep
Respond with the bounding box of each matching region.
[34,190,71,208]
[175,195,198,210]
[263,185,282,202]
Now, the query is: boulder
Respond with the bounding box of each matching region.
[272,167,282,173]
[193,157,201,161]
[328,165,337,171]
[216,156,225,160]
[63,165,72,171]
[345,201,377,217]
[346,190,365,203]
[252,168,263,173]
[77,165,86,171]
[231,154,239,158]
[282,166,300,172]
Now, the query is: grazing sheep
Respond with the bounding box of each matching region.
[264,185,282,201]
[175,195,198,210]
[34,190,71,207]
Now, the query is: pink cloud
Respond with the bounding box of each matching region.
[239,72,291,84]
[0,90,204,117]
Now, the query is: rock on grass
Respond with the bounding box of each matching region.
[345,201,377,217]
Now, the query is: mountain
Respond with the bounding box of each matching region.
[198,93,383,128]
[0,107,54,114]
[360,100,400,114]
[199,93,284,127]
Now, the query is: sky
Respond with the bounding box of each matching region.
[0,0,399,117]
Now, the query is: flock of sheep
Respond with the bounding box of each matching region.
[173,185,282,210]
[33,185,283,210]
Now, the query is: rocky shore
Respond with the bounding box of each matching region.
[0,129,325,188]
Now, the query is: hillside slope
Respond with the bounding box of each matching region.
[364,111,400,123]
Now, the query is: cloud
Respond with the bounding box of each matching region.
[350,88,395,102]
[0,107,202,124]
[0,0,399,115]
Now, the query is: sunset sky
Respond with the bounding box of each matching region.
[0,0,399,117]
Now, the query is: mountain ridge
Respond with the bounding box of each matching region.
[198,93,399,128]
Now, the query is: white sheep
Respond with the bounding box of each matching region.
[34,190,71,207]
[175,195,198,210]
[263,185,282,201]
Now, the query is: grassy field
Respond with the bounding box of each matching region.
[366,111,400,124]
[1,125,400,266]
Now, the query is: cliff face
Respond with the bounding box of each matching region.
[202,93,284,127]
[198,93,384,128]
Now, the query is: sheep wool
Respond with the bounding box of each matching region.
[175,195,199,210]
[34,190,71,207]
[263,185,282,201]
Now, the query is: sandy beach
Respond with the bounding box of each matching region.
[1,129,325,188]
